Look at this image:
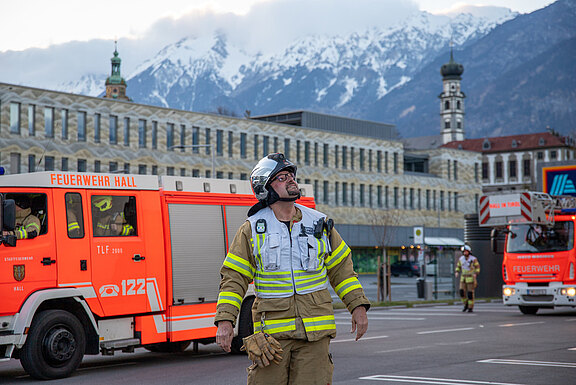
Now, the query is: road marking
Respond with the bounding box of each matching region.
[332,335,388,343]
[418,327,475,335]
[368,312,477,317]
[569,347,576,350]
[359,374,526,384]
[377,340,477,354]
[479,359,576,368]
[498,321,545,327]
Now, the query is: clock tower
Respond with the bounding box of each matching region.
[439,49,465,144]
[104,42,131,101]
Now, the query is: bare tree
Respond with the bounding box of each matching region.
[369,208,400,302]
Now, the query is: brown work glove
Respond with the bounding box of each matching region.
[241,332,283,367]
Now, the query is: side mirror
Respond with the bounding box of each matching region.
[1,199,16,247]
[490,228,499,253]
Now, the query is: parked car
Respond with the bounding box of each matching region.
[390,261,420,277]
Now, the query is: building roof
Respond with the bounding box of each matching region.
[442,131,573,153]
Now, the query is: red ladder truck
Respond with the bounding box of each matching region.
[479,191,576,314]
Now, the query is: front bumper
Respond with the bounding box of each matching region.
[502,282,576,307]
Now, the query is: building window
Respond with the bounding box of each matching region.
[152,165,158,175]
[78,111,87,141]
[385,151,389,173]
[377,185,382,207]
[296,140,301,163]
[167,167,175,176]
[360,184,365,206]
[403,187,407,209]
[180,124,186,149]
[192,169,200,177]
[109,115,118,144]
[151,121,158,149]
[342,182,348,205]
[138,165,147,175]
[523,159,531,177]
[95,160,101,173]
[216,129,223,156]
[509,159,517,178]
[137,119,147,148]
[323,181,329,204]
[77,159,87,172]
[274,137,279,153]
[216,171,224,179]
[537,151,544,160]
[551,150,557,159]
[109,162,118,173]
[61,109,68,140]
[62,157,69,171]
[393,152,398,174]
[447,160,451,180]
[205,128,211,155]
[123,117,131,147]
[335,145,339,168]
[440,191,445,211]
[241,133,247,158]
[228,131,234,158]
[10,102,21,134]
[123,163,130,174]
[350,147,355,170]
[9,153,20,174]
[409,188,414,209]
[426,189,431,210]
[304,141,310,165]
[192,126,200,153]
[453,160,458,180]
[433,190,437,211]
[181,168,187,176]
[474,163,479,183]
[454,192,459,212]
[44,107,54,138]
[166,123,174,150]
[263,135,269,157]
[45,156,55,171]
[360,148,365,171]
[314,143,319,166]
[335,182,339,205]
[342,146,347,169]
[94,113,101,143]
[377,151,382,172]
[444,101,450,110]
[253,135,259,160]
[482,162,489,180]
[28,154,36,173]
[444,120,450,129]
[228,172,234,179]
[284,138,290,159]
[385,186,389,208]
[28,105,35,136]
[393,187,398,208]
[495,161,503,179]
[482,139,491,150]
[368,149,372,172]
[240,172,247,180]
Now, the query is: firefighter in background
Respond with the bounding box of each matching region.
[2,195,41,240]
[455,244,480,312]
[91,196,134,236]
[215,153,370,385]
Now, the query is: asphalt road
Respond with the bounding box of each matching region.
[1,302,575,384]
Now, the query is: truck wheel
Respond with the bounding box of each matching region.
[20,310,86,380]
[519,305,539,315]
[144,341,191,353]
[231,296,255,354]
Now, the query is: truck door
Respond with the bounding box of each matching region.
[89,192,148,316]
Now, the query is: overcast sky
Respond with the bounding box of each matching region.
[1,0,555,53]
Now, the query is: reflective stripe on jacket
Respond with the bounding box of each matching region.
[456,255,480,283]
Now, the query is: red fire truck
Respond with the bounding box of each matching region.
[0,171,314,379]
[479,192,576,314]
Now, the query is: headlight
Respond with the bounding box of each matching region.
[561,287,576,297]
[503,287,515,296]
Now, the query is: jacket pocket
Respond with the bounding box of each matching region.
[263,232,281,271]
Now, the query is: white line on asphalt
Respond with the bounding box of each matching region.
[568,347,576,350]
[566,318,576,322]
[367,312,477,317]
[331,335,389,343]
[417,327,475,335]
[368,317,427,320]
[358,374,526,384]
[376,340,477,354]
[478,359,576,368]
[498,321,545,327]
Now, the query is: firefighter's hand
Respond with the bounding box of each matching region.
[351,306,368,341]
[216,320,234,353]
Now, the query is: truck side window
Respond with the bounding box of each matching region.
[91,195,137,237]
[4,193,47,239]
[66,193,84,239]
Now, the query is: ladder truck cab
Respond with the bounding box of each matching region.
[479,192,576,315]
[0,171,315,379]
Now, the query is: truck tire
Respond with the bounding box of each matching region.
[519,305,539,315]
[231,296,255,354]
[144,341,191,353]
[20,309,86,380]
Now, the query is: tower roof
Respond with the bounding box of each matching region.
[440,49,464,80]
[105,42,126,86]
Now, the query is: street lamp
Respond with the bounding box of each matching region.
[169,144,215,177]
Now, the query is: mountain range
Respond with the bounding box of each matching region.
[3,0,575,139]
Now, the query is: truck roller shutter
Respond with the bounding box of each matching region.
[224,205,249,250]
[168,204,226,304]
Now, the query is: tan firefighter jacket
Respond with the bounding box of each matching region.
[456,255,480,284]
[215,205,370,342]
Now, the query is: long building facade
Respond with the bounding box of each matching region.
[0,82,482,266]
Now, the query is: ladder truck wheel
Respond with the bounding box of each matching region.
[231,296,255,354]
[20,310,86,380]
[519,305,539,315]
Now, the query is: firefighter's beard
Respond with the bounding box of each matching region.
[285,181,300,197]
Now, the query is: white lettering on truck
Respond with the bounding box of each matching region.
[512,265,560,273]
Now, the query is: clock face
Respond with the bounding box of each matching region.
[113,88,118,93]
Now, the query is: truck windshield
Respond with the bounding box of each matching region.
[507,221,574,253]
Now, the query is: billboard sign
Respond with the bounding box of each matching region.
[543,165,576,196]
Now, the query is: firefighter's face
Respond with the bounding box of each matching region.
[270,171,299,198]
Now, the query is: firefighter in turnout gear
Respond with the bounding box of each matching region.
[215,153,370,385]
[91,195,135,237]
[455,245,480,312]
[3,195,41,240]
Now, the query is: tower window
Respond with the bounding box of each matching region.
[482,139,491,150]
[444,121,450,129]
[456,101,461,109]
[444,101,450,110]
